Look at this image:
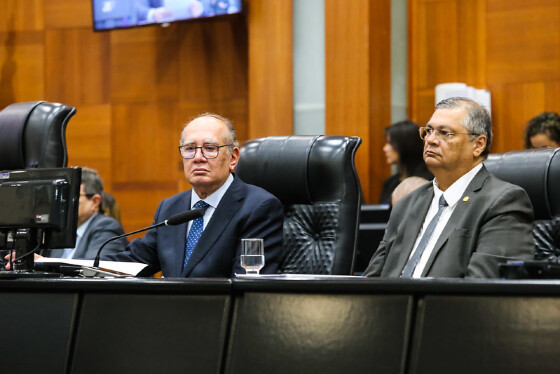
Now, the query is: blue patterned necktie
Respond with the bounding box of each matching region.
[401,194,448,277]
[183,200,209,269]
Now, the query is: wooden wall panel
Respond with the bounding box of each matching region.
[66,104,112,183]
[44,0,92,29]
[0,30,44,106]
[0,0,43,32]
[110,26,180,104]
[247,0,293,138]
[410,0,560,154]
[409,0,486,128]
[44,28,110,105]
[325,0,391,203]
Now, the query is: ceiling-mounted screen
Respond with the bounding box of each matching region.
[92,0,243,31]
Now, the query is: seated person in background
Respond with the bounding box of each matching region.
[104,113,284,278]
[364,97,534,278]
[44,167,128,259]
[391,176,429,206]
[380,120,433,205]
[523,112,560,149]
[102,192,122,224]
[524,112,560,261]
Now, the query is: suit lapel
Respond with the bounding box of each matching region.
[182,176,245,277]
[172,194,191,276]
[392,185,434,275]
[421,167,489,276]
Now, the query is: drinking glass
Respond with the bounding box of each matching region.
[240,238,264,275]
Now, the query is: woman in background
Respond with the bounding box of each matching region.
[379,120,433,205]
[524,112,560,149]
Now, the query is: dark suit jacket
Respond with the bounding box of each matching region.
[104,174,284,278]
[364,166,535,278]
[46,213,128,260]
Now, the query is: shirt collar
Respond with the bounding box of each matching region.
[77,213,95,238]
[433,163,483,208]
[191,173,234,209]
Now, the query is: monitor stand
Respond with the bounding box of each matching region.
[0,229,62,279]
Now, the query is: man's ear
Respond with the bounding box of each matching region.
[91,194,102,210]
[473,135,487,157]
[229,147,240,172]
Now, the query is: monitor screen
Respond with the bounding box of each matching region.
[92,0,243,31]
[0,167,81,250]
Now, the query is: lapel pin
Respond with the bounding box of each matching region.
[463,196,469,202]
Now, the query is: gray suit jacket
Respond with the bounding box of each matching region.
[364,166,535,278]
[46,213,128,260]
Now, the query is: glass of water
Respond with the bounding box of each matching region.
[240,238,265,275]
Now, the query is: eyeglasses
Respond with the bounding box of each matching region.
[80,193,95,199]
[419,127,479,142]
[178,144,232,159]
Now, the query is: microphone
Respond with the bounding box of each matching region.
[92,208,206,268]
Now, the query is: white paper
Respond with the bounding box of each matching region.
[35,257,148,276]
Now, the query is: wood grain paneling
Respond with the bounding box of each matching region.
[110,26,180,103]
[0,0,43,32]
[44,0,92,29]
[409,0,560,155]
[325,0,391,203]
[487,0,560,85]
[66,104,112,183]
[44,28,110,106]
[247,0,293,138]
[0,30,44,106]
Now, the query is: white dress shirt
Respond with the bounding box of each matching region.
[187,173,234,234]
[410,163,483,277]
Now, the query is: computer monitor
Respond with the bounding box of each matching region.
[0,167,81,272]
[92,0,243,32]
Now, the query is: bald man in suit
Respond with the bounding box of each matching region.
[104,113,283,277]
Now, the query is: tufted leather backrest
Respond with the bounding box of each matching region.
[0,101,76,170]
[483,148,560,220]
[237,135,362,275]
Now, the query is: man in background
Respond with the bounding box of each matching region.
[104,113,284,278]
[45,167,128,259]
[365,97,534,278]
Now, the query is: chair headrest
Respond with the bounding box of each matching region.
[0,101,76,170]
[237,135,362,204]
[483,148,560,220]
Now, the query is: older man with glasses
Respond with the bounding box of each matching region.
[104,113,283,278]
[364,97,534,278]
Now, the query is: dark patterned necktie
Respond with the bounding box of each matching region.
[401,195,448,277]
[183,200,209,269]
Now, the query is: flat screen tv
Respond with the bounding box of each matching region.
[92,0,243,31]
[0,168,81,255]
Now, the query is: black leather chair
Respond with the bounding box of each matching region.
[237,135,362,275]
[0,101,76,269]
[484,148,560,261]
[0,101,76,170]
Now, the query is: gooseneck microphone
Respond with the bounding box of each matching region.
[92,208,206,268]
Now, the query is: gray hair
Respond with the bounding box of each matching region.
[81,167,104,213]
[180,113,239,154]
[435,97,492,157]
[81,167,104,195]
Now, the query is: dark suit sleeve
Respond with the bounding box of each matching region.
[83,216,128,258]
[467,185,535,278]
[102,202,163,273]
[232,195,284,276]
